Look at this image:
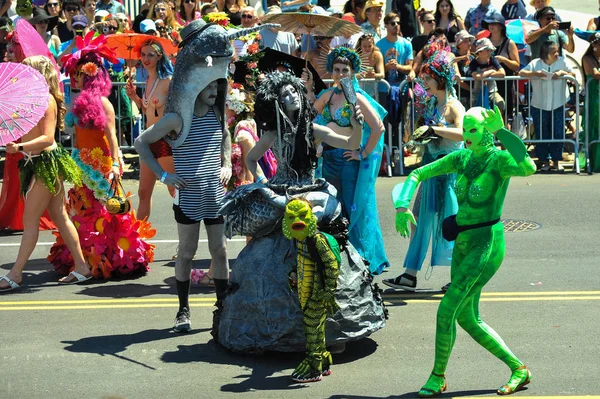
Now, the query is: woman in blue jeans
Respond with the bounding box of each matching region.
[519,40,574,172]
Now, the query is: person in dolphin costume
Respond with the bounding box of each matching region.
[135,19,273,332]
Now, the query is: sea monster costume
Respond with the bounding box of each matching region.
[215,71,386,353]
[283,199,340,382]
[393,106,535,397]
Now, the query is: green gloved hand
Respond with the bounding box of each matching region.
[482,105,504,134]
[395,209,417,238]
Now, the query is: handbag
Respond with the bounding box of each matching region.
[510,111,527,140]
[442,214,501,242]
[106,177,131,215]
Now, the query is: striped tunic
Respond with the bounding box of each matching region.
[172,109,224,221]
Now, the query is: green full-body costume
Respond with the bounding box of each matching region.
[283,199,340,383]
[394,107,536,397]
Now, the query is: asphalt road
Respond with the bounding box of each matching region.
[0,172,599,399]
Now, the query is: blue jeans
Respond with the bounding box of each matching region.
[531,105,565,162]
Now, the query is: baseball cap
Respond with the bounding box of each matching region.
[94,10,110,20]
[474,38,496,53]
[534,6,556,21]
[140,19,157,34]
[455,30,475,45]
[72,15,88,29]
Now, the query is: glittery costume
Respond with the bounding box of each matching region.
[393,106,535,397]
[314,47,389,275]
[215,72,386,353]
[283,199,339,383]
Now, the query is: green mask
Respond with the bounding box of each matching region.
[16,0,33,17]
[462,107,494,153]
[282,199,317,242]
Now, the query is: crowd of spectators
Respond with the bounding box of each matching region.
[0,0,597,172]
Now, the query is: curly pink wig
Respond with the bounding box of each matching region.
[72,52,112,131]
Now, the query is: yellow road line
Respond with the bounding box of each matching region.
[0,298,216,306]
[385,296,600,305]
[0,303,215,311]
[385,291,600,298]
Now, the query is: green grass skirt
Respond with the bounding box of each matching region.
[18,145,82,196]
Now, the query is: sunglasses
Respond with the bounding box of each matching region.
[423,19,435,24]
[184,0,193,3]
[157,26,166,31]
[241,14,253,19]
[118,18,127,22]
[65,7,78,12]
[47,2,59,7]
[388,21,400,26]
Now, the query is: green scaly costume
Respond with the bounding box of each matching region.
[393,106,535,397]
[283,199,340,383]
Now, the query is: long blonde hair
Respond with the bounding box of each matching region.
[22,56,66,131]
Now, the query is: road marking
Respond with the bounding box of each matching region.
[1,291,600,311]
[0,238,247,247]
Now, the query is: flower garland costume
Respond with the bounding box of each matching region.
[393,106,535,397]
[48,32,156,279]
[215,71,386,353]
[385,47,464,291]
[314,47,389,275]
[283,199,340,382]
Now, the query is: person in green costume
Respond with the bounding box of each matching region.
[392,105,535,397]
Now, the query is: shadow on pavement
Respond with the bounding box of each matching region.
[1,259,53,271]
[61,328,208,370]
[326,388,499,398]
[76,278,218,298]
[160,338,379,392]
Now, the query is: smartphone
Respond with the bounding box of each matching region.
[75,30,84,37]
[557,21,571,30]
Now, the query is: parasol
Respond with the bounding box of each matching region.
[261,12,362,37]
[15,18,62,80]
[105,33,179,61]
[0,62,50,145]
[573,28,599,42]
[505,19,540,45]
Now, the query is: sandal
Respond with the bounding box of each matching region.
[497,365,531,395]
[418,373,447,398]
[0,275,22,292]
[59,271,93,285]
[383,273,417,291]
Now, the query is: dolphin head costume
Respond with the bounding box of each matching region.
[164,19,277,148]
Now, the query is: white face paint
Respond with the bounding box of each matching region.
[199,80,218,106]
[279,84,300,112]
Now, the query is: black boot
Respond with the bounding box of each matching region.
[213,278,229,300]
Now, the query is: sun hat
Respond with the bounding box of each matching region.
[530,0,550,5]
[482,12,505,30]
[362,0,384,21]
[474,37,496,53]
[455,30,475,45]
[589,32,600,44]
[28,7,59,32]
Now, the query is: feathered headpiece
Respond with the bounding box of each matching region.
[61,31,118,76]
[324,46,365,74]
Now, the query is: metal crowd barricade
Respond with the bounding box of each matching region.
[398,75,581,175]
[322,78,393,177]
[60,80,146,153]
[584,78,599,175]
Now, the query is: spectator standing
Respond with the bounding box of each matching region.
[390,0,418,39]
[58,15,88,61]
[464,0,499,36]
[149,0,181,35]
[218,0,245,26]
[526,7,573,60]
[239,6,256,28]
[468,38,506,110]
[140,18,158,36]
[95,0,125,16]
[115,12,130,32]
[355,33,384,97]
[30,8,61,60]
[0,17,11,60]
[376,12,413,146]
[501,0,527,20]
[519,40,574,172]
[200,2,217,16]
[434,0,465,45]
[485,12,520,118]
[57,0,81,43]
[452,30,475,103]
[586,0,600,30]
[342,0,365,25]
[44,0,63,36]
[260,22,299,56]
[305,35,333,79]
[412,10,436,56]
[581,33,600,172]
[176,0,200,26]
[360,0,385,43]
[526,0,561,22]
[83,0,96,24]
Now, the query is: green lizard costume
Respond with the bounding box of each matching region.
[393,106,536,397]
[283,199,340,383]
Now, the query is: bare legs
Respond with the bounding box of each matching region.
[137,156,175,221]
[0,179,89,289]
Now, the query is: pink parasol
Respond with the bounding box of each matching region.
[0,62,50,145]
[15,18,62,80]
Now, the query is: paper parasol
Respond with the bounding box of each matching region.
[262,12,362,37]
[0,62,50,145]
[505,19,539,45]
[105,33,179,61]
[15,18,62,80]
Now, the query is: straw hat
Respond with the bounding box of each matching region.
[362,0,384,21]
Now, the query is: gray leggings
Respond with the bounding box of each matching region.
[175,222,229,281]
